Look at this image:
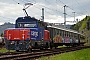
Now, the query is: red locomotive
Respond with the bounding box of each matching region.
[4,17,51,51]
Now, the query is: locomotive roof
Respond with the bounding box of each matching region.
[16,16,39,22]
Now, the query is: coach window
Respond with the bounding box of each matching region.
[70,33,72,37]
[61,30,62,36]
[55,29,57,35]
[62,30,64,37]
[74,33,75,38]
[53,28,54,36]
[58,29,60,35]
[57,29,59,35]
[62,31,63,37]
[63,31,64,37]
[76,34,78,39]
[65,31,66,37]
[71,33,73,37]
[59,30,61,36]
[53,28,55,37]
[67,31,68,37]
[74,33,76,38]
[75,34,77,39]
[67,32,68,37]
[75,33,76,38]
[67,32,69,37]
[56,29,58,35]
[64,31,65,37]
[65,31,67,37]
[68,32,69,37]
[64,31,66,37]
[58,29,59,35]
[56,29,57,35]
[72,33,74,38]
[66,31,68,37]
[52,28,53,37]
[69,32,71,37]
[68,32,70,37]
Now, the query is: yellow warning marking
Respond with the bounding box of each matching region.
[7,30,9,40]
[22,29,25,40]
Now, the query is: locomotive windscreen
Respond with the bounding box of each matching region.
[17,22,37,28]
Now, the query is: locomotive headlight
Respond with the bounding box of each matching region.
[11,41,14,44]
[19,42,23,44]
[22,34,25,40]
[22,36,24,39]
[42,38,43,40]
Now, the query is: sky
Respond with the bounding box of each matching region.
[0,0,90,25]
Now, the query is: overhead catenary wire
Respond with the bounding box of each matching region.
[16,0,79,24]
[13,0,20,4]
[16,0,64,17]
[12,0,89,17]
[56,0,87,16]
[74,0,88,14]
[18,0,75,18]
[7,0,88,24]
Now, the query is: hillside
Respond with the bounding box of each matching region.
[70,16,90,31]
[0,22,15,34]
[70,16,90,44]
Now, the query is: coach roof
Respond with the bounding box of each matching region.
[47,25,81,34]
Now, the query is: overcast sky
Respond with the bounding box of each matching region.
[0,0,90,25]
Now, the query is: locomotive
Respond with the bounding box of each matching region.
[4,16,85,51]
[4,16,50,51]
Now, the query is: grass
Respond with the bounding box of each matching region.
[41,48,90,60]
[57,45,66,48]
[0,48,15,52]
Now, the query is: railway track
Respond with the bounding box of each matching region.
[0,46,90,60]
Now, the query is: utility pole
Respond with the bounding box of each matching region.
[72,12,75,22]
[63,5,67,28]
[41,8,44,21]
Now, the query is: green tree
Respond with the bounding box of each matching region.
[1,33,4,37]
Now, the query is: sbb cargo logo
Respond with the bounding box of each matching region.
[31,31,38,37]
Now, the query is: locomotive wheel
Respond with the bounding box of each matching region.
[27,48,32,52]
[50,45,52,49]
[40,47,43,50]
[50,42,53,49]
[55,46,57,49]
[16,50,19,52]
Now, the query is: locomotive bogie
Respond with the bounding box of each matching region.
[5,40,50,51]
[30,40,50,49]
[5,40,30,50]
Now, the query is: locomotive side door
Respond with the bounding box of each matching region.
[38,21,45,40]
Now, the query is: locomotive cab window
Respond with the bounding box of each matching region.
[38,21,48,29]
[38,21,44,28]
